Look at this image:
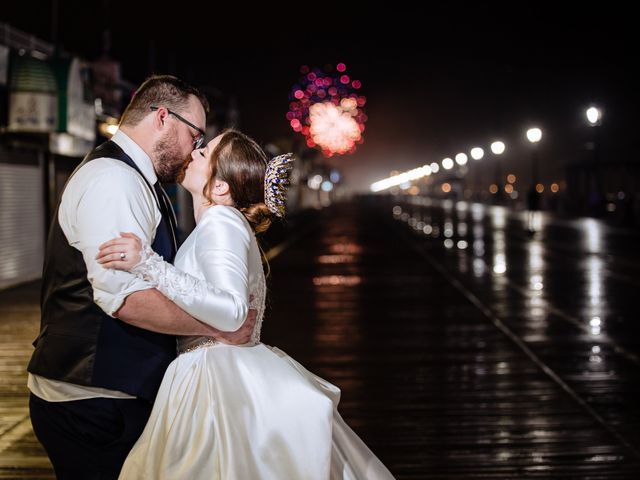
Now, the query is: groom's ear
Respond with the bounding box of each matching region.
[151,106,169,130]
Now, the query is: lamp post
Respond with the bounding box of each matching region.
[586,106,603,216]
[470,147,484,200]
[586,107,602,170]
[586,106,602,126]
[491,141,506,204]
[525,128,542,232]
[526,127,542,185]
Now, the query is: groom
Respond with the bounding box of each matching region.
[27,75,255,479]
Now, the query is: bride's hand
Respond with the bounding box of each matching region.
[96,232,143,271]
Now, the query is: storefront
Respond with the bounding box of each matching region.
[0,43,95,289]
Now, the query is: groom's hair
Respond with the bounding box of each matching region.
[119,75,209,127]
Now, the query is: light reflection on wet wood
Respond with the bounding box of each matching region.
[262,201,640,478]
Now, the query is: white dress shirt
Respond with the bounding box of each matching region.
[29,130,164,401]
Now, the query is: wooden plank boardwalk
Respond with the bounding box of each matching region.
[1,198,639,478]
[0,283,54,479]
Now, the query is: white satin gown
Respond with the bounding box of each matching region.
[118,206,394,479]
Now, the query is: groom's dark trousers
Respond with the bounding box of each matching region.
[29,394,151,479]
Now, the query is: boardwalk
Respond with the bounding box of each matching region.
[0,283,54,479]
[1,197,640,478]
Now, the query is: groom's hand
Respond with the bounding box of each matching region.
[214,308,258,345]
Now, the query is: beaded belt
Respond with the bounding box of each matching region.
[179,339,217,354]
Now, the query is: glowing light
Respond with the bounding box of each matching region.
[507,174,516,184]
[455,153,468,165]
[370,165,433,192]
[330,243,363,254]
[470,147,484,160]
[340,97,357,111]
[489,184,498,194]
[105,124,118,136]
[550,183,559,193]
[307,174,323,190]
[442,183,452,193]
[289,64,366,156]
[493,261,507,274]
[309,102,361,155]
[536,183,544,193]
[321,180,334,192]
[313,275,361,286]
[442,158,454,170]
[317,255,354,264]
[491,141,506,155]
[586,106,602,125]
[583,219,602,255]
[526,127,542,143]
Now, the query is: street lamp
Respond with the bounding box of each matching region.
[490,141,506,155]
[442,157,454,170]
[470,147,484,160]
[525,128,543,232]
[526,127,542,185]
[585,106,603,215]
[469,148,484,199]
[586,106,602,126]
[491,141,506,204]
[455,153,468,166]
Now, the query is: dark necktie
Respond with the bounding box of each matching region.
[153,181,178,255]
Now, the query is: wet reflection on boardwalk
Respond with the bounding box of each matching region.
[2,196,640,478]
[263,197,640,478]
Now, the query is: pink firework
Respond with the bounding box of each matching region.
[287,63,367,156]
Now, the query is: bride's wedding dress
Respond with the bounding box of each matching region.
[118,205,394,479]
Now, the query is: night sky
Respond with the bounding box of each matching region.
[2,2,637,191]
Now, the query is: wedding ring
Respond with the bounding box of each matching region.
[120,252,126,260]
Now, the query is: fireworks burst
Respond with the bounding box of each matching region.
[287,63,367,157]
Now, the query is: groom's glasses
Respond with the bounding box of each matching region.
[150,106,206,149]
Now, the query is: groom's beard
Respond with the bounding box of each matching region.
[154,132,191,183]
[175,157,192,185]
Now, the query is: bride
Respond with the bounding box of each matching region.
[97,129,394,479]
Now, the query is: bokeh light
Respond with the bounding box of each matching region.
[288,64,367,156]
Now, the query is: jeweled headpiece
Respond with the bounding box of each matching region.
[264,153,294,218]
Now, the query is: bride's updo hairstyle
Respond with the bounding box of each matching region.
[203,129,273,233]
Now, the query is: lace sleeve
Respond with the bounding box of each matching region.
[130,206,250,332]
[130,243,209,307]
